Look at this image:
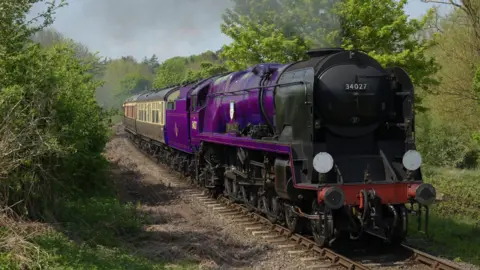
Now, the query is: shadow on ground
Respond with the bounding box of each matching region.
[37,146,266,269]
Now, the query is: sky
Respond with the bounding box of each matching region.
[28,0,451,62]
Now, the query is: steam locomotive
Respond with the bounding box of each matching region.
[123,48,436,246]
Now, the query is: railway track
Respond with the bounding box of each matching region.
[127,134,463,270]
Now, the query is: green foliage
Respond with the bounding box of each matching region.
[416,113,479,168]
[184,62,229,82]
[473,132,480,144]
[141,54,160,73]
[152,51,225,88]
[220,0,339,70]
[152,57,189,88]
[220,16,310,70]
[121,74,152,95]
[334,0,439,92]
[0,0,110,216]
[223,0,340,46]
[414,5,480,168]
[96,56,155,110]
[0,1,158,268]
[473,64,480,103]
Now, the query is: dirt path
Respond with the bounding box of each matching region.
[105,126,324,269]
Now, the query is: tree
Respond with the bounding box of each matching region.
[32,28,106,78]
[0,0,111,216]
[222,0,340,46]
[422,0,480,44]
[152,57,188,88]
[120,73,152,95]
[334,0,439,93]
[142,54,160,73]
[184,62,229,82]
[220,17,310,70]
[219,0,339,70]
[152,51,224,88]
[96,56,155,110]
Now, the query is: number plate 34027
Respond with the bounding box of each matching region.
[344,83,368,91]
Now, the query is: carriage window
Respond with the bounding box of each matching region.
[147,104,151,122]
[153,103,158,123]
[152,103,157,123]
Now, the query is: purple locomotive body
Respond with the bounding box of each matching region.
[200,64,284,133]
[123,48,437,247]
[190,63,290,154]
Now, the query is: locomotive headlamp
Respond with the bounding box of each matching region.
[313,152,334,173]
[402,150,422,171]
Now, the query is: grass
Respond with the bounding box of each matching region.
[408,166,480,266]
[0,190,198,269]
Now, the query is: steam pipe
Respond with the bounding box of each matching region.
[258,74,275,135]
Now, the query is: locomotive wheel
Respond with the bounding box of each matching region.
[241,186,258,211]
[231,181,241,202]
[182,158,190,177]
[262,195,280,223]
[284,204,304,234]
[165,153,172,171]
[386,205,408,245]
[192,158,200,186]
[224,178,233,198]
[202,165,214,187]
[311,200,332,247]
[172,153,180,172]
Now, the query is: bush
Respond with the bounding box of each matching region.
[416,113,479,168]
[0,0,111,218]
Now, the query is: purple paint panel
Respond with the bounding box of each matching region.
[165,84,197,154]
[197,132,291,154]
[202,63,289,134]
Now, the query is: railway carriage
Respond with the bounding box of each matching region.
[122,48,437,247]
[122,94,140,134]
